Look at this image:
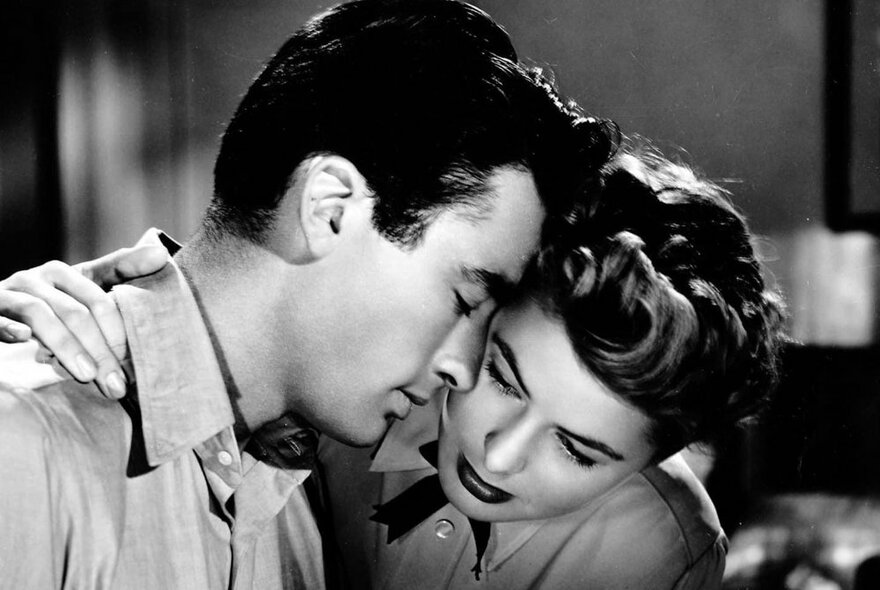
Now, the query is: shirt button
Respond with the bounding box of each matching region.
[434,519,455,539]
[217,451,233,466]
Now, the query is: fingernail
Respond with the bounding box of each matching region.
[75,354,97,381]
[105,372,127,398]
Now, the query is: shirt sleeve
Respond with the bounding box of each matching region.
[0,388,64,589]
[671,534,727,590]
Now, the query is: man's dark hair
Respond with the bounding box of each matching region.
[208,0,617,246]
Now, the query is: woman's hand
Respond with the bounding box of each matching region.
[0,245,170,398]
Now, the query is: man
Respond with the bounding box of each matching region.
[0,0,615,588]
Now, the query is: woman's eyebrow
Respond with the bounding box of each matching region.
[558,427,626,462]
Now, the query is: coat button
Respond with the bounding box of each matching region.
[434,519,455,539]
[217,450,233,466]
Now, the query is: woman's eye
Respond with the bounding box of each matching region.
[556,433,597,470]
[485,360,521,399]
[454,292,475,317]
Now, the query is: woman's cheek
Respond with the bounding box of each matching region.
[446,391,491,449]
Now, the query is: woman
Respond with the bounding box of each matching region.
[0,148,785,589]
[316,148,785,589]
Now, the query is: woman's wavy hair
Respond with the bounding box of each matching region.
[530,147,787,461]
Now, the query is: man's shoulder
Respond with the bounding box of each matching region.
[0,340,70,391]
[0,345,137,588]
[0,342,132,465]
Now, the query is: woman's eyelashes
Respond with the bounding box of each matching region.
[486,359,597,469]
[485,355,598,471]
[485,359,521,399]
[556,434,598,470]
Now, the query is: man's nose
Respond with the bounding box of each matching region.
[433,316,489,393]
[483,415,531,475]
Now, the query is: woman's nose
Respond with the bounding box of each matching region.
[482,419,531,475]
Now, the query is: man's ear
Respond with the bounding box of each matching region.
[291,155,371,260]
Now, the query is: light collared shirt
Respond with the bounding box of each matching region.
[320,395,727,589]
[0,230,324,589]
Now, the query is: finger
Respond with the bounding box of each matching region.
[28,261,130,362]
[0,289,97,383]
[0,261,130,399]
[75,245,169,290]
[25,282,129,399]
[0,315,32,342]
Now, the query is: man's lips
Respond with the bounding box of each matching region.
[388,390,430,421]
[457,453,513,504]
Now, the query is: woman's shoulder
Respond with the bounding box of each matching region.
[539,453,726,589]
[595,453,726,562]
[639,453,725,554]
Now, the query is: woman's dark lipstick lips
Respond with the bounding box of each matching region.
[457,454,513,504]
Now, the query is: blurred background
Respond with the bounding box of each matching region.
[2,0,879,587]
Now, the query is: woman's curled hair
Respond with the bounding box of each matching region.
[532,148,787,460]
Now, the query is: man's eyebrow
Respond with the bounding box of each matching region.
[492,333,530,399]
[558,427,626,462]
[462,266,519,305]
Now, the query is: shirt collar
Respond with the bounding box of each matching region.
[112,228,235,467]
[370,393,444,473]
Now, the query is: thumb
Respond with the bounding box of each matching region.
[75,245,170,290]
